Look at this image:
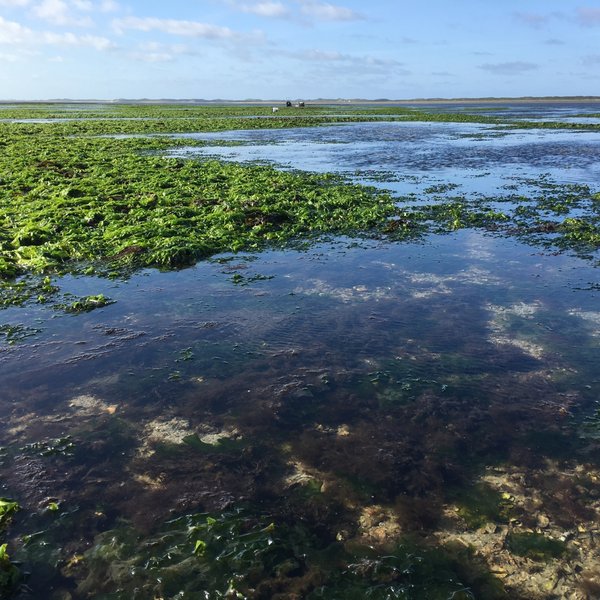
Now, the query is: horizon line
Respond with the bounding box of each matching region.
[2,95,600,104]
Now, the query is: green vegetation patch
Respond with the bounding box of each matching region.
[1,104,599,315]
[0,129,400,287]
[69,507,506,599]
[0,499,21,597]
[0,323,41,344]
[507,531,567,561]
[0,543,21,598]
[451,483,514,529]
[20,436,75,458]
[0,499,19,530]
[55,294,115,313]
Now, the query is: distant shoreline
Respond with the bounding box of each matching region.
[1,96,600,106]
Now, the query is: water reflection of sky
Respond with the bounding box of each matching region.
[401,101,600,120]
[1,232,598,387]
[3,109,600,598]
[169,121,600,197]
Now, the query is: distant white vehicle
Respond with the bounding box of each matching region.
[272,107,279,113]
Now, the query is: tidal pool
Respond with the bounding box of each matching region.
[1,106,600,599]
[1,232,600,598]
[169,120,600,200]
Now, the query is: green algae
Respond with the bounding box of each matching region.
[55,293,115,313]
[0,323,41,345]
[506,532,567,562]
[309,541,508,600]
[1,103,599,310]
[20,436,75,458]
[66,507,507,599]
[0,275,59,307]
[0,543,21,598]
[0,499,21,596]
[450,484,514,530]
[0,499,19,530]
[0,130,399,285]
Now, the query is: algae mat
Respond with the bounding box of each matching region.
[1,102,600,599]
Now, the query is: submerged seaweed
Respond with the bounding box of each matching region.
[1,102,600,599]
[60,507,508,600]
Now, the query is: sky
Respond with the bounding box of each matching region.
[0,0,599,100]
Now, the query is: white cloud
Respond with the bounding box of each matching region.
[112,16,239,39]
[240,1,290,17]
[0,0,31,6]
[42,30,114,49]
[131,51,174,63]
[130,41,195,63]
[304,49,343,60]
[283,47,408,77]
[479,61,538,75]
[514,11,549,29]
[72,0,93,10]
[0,15,113,49]
[99,0,119,11]
[0,15,32,43]
[292,48,400,67]
[32,0,93,27]
[577,7,600,26]
[0,51,19,61]
[299,0,364,22]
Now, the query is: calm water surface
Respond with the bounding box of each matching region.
[170,120,600,199]
[2,108,600,598]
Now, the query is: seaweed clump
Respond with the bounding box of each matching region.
[0,498,21,596]
[68,507,508,599]
[506,532,567,562]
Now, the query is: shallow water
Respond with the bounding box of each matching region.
[400,100,600,121]
[169,121,600,200]
[2,105,600,598]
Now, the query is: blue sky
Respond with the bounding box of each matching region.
[0,0,599,100]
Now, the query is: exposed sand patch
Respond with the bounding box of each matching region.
[68,394,118,416]
[356,505,403,546]
[487,301,545,359]
[137,417,193,458]
[197,424,241,446]
[136,418,242,458]
[436,463,600,600]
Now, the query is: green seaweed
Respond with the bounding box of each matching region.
[20,436,75,458]
[0,499,19,530]
[450,484,514,530]
[69,507,506,599]
[75,508,315,598]
[0,130,401,284]
[0,102,599,316]
[309,540,507,599]
[55,293,115,313]
[0,323,41,344]
[0,499,21,597]
[507,532,567,561]
[0,543,21,598]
